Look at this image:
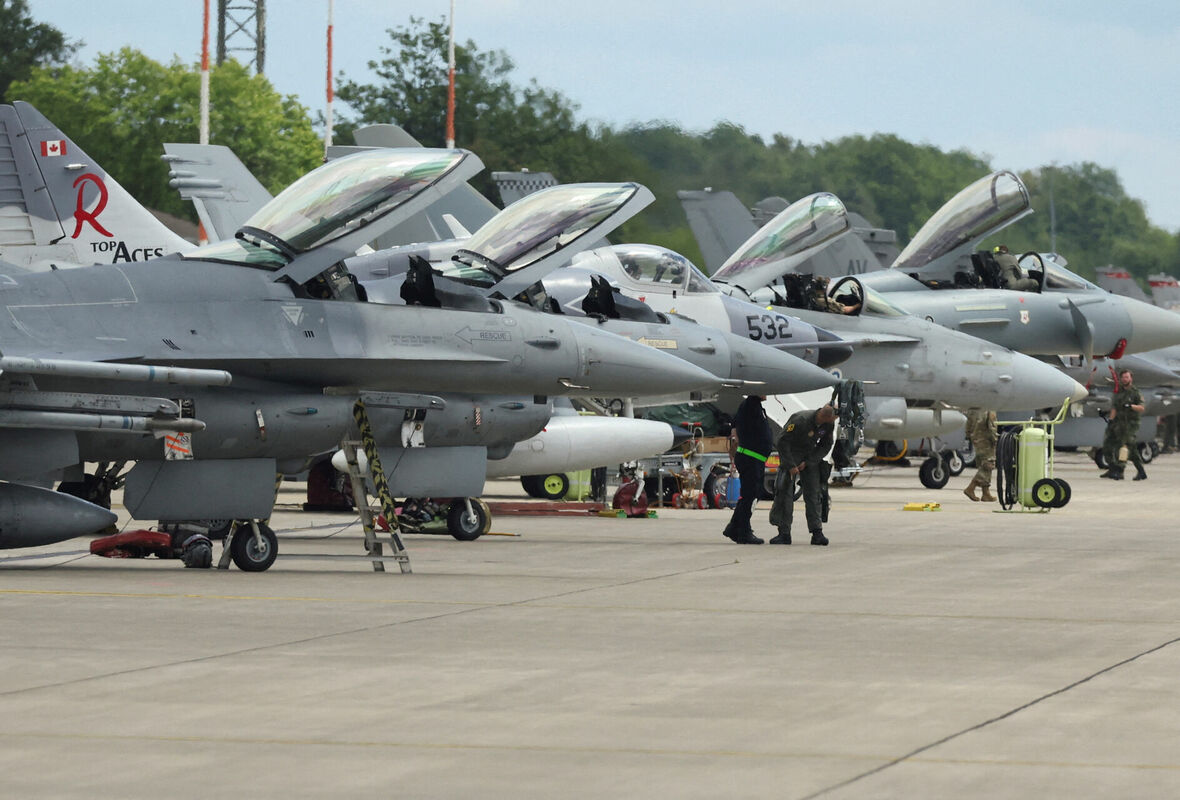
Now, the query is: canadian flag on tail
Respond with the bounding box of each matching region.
[40,140,66,157]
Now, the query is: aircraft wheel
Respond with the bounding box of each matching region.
[942,449,965,476]
[1031,478,1059,509]
[539,473,570,500]
[230,522,278,572]
[960,441,976,467]
[447,498,489,540]
[1093,448,1109,469]
[1138,442,1154,464]
[1052,478,1071,508]
[918,456,949,489]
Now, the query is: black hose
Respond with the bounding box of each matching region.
[996,430,1019,510]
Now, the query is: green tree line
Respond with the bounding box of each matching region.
[5,9,1176,282]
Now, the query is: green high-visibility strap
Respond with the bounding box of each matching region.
[735,446,768,462]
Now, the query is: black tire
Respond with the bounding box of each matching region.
[539,473,570,500]
[960,441,976,468]
[447,498,489,541]
[702,471,719,509]
[230,522,278,572]
[1093,448,1109,469]
[918,456,949,489]
[1138,442,1154,464]
[761,473,776,500]
[1031,478,1059,509]
[520,475,545,498]
[942,449,965,477]
[56,473,111,509]
[1052,478,1071,508]
[644,473,679,505]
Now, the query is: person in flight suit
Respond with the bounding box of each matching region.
[1102,368,1147,480]
[962,409,998,502]
[812,276,859,314]
[768,404,837,545]
[723,394,771,544]
[994,245,1039,292]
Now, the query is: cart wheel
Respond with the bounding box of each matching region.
[1138,442,1154,464]
[520,475,545,498]
[919,456,949,489]
[942,449,965,477]
[1052,478,1071,508]
[230,522,278,572]
[1031,478,1059,508]
[671,492,682,508]
[695,493,708,510]
[539,473,570,500]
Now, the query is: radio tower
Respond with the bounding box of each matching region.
[216,0,266,73]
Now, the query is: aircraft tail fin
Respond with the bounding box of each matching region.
[1094,265,1151,303]
[3,101,193,268]
[491,170,558,206]
[161,142,273,242]
[677,189,758,275]
[1148,273,1180,311]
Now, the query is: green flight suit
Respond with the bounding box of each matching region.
[995,252,1039,292]
[1104,385,1145,471]
[768,409,834,536]
[964,409,997,485]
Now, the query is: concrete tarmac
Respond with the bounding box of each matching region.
[1,450,1178,798]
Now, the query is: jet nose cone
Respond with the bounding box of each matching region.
[1127,301,1180,353]
[1005,351,1089,409]
[571,323,718,396]
[727,333,838,394]
[812,325,854,370]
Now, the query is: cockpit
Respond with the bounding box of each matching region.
[595,244,714,294]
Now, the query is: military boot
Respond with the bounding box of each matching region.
[962,478,980,501]
[769,531,791,544]
[1134,465,1148,481]
[810,531,829,546]
[980,484,997,503]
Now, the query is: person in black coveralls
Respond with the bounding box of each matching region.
[723,394,771,545]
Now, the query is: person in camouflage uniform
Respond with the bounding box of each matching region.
[1102,369,1147,480]
[962,409,998,502]
[768,405,836,545]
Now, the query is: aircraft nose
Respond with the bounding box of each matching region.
[1007,351,1089,409]
[570,323,719,396]
[1126,300,1180,353]
[812,325,854,370]
[727,333,838,394]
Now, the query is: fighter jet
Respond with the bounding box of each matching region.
[696,195,1085,431]
[0,131,722,564]
[852,171,1180,360]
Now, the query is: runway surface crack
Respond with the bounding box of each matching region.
[799,632,1180,799]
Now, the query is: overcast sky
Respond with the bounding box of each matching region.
[28,0,1180,231]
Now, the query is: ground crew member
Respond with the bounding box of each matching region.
[1102,368,1147,480]
[723,394,770,544]
[1159,412,1179,454]
[768,404,836,545]
[994,245,1039,292]
[962,409,998,502]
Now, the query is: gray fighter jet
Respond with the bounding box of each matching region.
[704,194,1087,432]
[0,133,721,564]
